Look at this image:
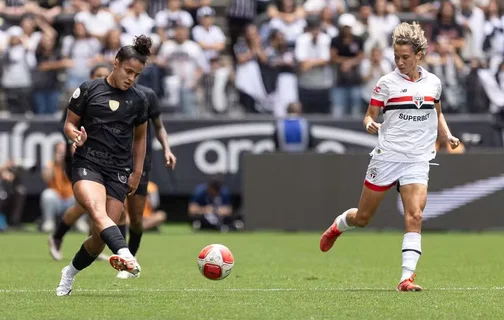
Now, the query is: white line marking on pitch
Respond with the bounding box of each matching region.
[1,287,504,294]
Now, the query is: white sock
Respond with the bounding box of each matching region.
[335,209,356,232]
[67,263,80,277]
[401,232,422,282]
[118,248,134,258]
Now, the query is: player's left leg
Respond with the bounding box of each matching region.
[396,162,429,292]
[126,171,149,256]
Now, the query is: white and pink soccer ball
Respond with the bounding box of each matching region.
[197,244,234,280]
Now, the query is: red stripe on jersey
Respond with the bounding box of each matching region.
[388,96,436,103]
[370,99,384,107]
[364,180,396,192]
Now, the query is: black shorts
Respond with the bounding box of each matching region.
[72,161,129,202]
[133,170,150,197]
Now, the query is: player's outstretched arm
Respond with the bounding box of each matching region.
[152,116,177,169]
[435,101,460,149]
[363,104,381,135]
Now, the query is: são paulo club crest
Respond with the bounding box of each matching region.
[413,92,424,108]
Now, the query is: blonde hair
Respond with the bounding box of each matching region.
[392,22,428,57]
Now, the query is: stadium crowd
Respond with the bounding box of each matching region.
[0,0,503,118]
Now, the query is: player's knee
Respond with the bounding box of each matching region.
[405,210,422,226]
[129,219,143,233]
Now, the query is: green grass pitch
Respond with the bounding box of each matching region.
[1,226,504,319]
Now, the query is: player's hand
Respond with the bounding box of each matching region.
[72,126,87,147]
[448,135,460,149]
[165,150,177,169]
[127,171,142,195]
[365,121,381,134]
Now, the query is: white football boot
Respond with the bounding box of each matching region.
[56,266,75,296]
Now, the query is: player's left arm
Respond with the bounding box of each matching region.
[435,101,460,149]
[152,116,177,169]
[129,122,148,195]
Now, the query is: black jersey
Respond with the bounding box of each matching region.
[135,84,161,172]
[68,78,148,172]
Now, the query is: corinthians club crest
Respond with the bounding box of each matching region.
[413,92,424,108]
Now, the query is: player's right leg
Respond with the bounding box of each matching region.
[320,159,396,252]
[49,203,86,261]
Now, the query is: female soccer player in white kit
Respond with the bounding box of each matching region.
[319,22,460,292]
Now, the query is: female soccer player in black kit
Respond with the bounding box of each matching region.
[57,35,152,296]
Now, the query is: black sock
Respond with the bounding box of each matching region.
[128,229,143,257]
[100,226,128,254]
[53,221,71,241]
[118,224,127,240]
[71,244,97,271]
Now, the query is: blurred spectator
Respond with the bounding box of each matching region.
[20,14,56,52]
[331,13,364,118]
[99,28,122,64]
[40,142,81,233]
[365,0,400,53]
[234,24,269,113]
[157,23,206,115]
[192,6,225,63]
[0,160,27,231]
[320,6,338,38]
[1,26,36,115]
[360,45,392,107]
[457,0,486,60]
[431,1,465,51]
[188,178,243,232]
[273,102,314,152]
[226,0,256,61]
[183,0,212,24]
[141,182,168,231]
[295,16,332,114]
[303,0,345,16]
[353,3,372,38]
[426,37,468,113]
[120,0,159,48]
[74,0,116,41]
[61,21,101,95]
[268,0,306,47]
[265,29,298,116]
[33,33,69,115]
[155,0,194,41]
[466,58,490,113]
[483,0,504,72]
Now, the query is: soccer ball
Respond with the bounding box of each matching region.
[197,244,234,280]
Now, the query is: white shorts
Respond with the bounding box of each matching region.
[364,159,430,192]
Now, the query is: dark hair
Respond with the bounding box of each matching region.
[90,63,112,77]
[115,34,153,64]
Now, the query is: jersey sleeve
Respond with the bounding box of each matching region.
[434,78,442,103]
[67,81,90,117]
[134,93,149,127]
[147,90,161,120]
[369,76,389,108]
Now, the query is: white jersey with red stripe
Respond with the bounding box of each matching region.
[369,66,442,163]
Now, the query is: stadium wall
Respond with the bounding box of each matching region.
[241,153,504,231]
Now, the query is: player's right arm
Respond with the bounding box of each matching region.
[64,82,90,147]
[363,77,389,135]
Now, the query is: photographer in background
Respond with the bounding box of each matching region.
[188,177,244,232]
[0,160,27,231]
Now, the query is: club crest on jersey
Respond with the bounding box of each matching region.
[109,100,120,111]
[413,93,424,108]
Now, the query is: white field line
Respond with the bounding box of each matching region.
[1,287,504,294]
